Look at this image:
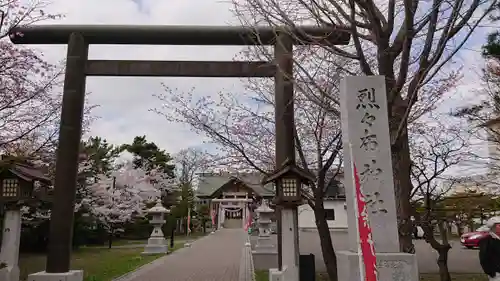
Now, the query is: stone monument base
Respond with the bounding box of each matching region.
[252,251,277,270]
[253,245,276,254]
[254,236,275,253]
[142,237,168,255]
[28,270,83,281]
[0,266,19,281]
[269,267,286,281]
[337,251,418,281]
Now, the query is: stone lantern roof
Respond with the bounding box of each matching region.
[0,156,51,184]
[147,200,169,214]
[256,200,274,213]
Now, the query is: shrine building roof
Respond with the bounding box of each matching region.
[195,170,346,200]
[195,172,274,198]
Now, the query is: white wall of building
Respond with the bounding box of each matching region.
[298,200,347,229]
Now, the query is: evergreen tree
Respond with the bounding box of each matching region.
[73,137,121,247]
[483,3,500,60]
[81,137,121,177]
[119,136,178,209]
[120,136,175,177]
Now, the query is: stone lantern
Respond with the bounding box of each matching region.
[254,199,275,253]
[142,200,170,255]
[262,158,314,273]
[0,159,52,205]
[263,159,314,207]
[0,158,52,281]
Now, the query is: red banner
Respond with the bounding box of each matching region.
[211,205,216,226]
[353,163,378,281]
[244,209,252,231]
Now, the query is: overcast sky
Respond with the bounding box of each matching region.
[30,0,244,154]
[26,0,495,164]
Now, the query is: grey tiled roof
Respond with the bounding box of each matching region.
[195,173,274,197]
[195,174,232,196]
[237,173,274,196]
[195,171,345,199]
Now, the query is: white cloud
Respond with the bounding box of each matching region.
[15,0,494,168]
[29,0,244,153]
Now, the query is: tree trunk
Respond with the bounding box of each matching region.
[108,232,113,249]
[170,226,175,248]
[313,201,338,281]
[423,221,452,281]
[436,245,452,281]
[390,105,415,253]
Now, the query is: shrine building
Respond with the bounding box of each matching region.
[194,171,347,231]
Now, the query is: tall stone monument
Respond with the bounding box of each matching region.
[337,76,418,281]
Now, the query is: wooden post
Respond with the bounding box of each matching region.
[46,32,88,273]
[273,30,299,280]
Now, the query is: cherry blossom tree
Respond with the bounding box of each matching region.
[0,1,94,157]
[81,161,176,248]
[451,59,500,177]
[0,1,60,154]
[154,42,463,280]
[155,76,464,280]
[175,147,213,186]
[409,116,469,281]
[229,0,495,261]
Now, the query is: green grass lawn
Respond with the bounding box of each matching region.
[19,243,185,281]
[255,270,488,281]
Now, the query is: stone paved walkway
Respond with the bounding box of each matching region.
[119,228,247,281]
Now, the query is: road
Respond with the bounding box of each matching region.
[117,229,247,281]
[251,230,483,273]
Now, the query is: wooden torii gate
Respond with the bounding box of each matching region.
[9,24,350,277]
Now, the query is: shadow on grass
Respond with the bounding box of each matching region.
[91,233,208,248]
